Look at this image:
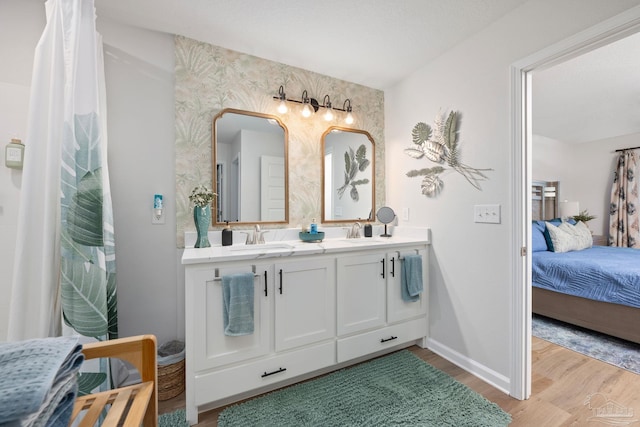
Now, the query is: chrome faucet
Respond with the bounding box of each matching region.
[245,224,268,245]
[346,222,362,239]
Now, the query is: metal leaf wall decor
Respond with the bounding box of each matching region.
[405,111,492,197]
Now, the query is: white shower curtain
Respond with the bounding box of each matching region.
[9,0,117,357]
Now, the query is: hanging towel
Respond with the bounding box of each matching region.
[401,254,424,302]
[222,272,255,336]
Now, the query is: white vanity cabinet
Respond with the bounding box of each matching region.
[336,252,387,336]
[184,256,337,424]
[387,248,428,323]
[185,262,273,371]
[182,231,430,425]
[336,247,428,363]
[274,258,336,351]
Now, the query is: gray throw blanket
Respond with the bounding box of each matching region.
[0,336,84,427]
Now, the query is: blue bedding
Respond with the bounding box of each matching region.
[532,245,640,309]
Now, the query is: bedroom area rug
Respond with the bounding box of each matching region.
[159,350,511,427]
[532,314,640,375]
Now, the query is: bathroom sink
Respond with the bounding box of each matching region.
[229,243,294,252]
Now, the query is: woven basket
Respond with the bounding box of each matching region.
[157,358,185,401]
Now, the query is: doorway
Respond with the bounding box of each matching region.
[510,7,640,400]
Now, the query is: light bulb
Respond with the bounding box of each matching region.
[324,108,334,121]
[277,100,288,114]
[345,111,354,124]
[302,103,313,118]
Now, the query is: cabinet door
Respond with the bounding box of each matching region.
[187,263,272,370]
[387,249,427,324]
[274,258,336,351]
[337,252,387,336]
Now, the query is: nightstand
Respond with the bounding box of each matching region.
[592,235,607,246]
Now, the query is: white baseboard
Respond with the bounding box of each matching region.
[426,337,510,394]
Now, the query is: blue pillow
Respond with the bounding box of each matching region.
[532,221,548,252]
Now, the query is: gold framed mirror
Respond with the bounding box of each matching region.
[212,108,289,225]
[321,126,375,223]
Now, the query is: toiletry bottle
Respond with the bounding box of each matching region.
[310,218,318,234]
[364,222,372,237]
[222,221,233,246]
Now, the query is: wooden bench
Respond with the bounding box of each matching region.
[70,335,157,426]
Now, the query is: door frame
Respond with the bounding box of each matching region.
[509,5,640,400]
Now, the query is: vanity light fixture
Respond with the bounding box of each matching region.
[273,86,354,124]
[323,95,334,121]
[343,99,354,125]
[276,85,288,114]
[301,90,318,118]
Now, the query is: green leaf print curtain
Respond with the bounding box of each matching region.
[9,0,117,393]
[609,150,639,247]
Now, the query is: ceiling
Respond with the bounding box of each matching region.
[94,0,527,90]
[92,0,640,144]
[532,31,640,144]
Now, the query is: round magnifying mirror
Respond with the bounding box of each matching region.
[376,206,396,237]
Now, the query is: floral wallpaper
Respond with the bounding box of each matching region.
[175,35,385,247]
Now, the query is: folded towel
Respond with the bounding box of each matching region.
[401,254,424,302]
[0,336,83,426]
[222,272,255,336]
[20,372,78,427]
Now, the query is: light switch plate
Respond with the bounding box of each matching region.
[474,204,501,224]
[402,207,409,221]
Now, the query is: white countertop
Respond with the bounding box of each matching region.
[182,226,430,264]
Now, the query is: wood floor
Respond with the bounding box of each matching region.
[159,337,640,426]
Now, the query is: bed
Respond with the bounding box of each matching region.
[531,219,640,344]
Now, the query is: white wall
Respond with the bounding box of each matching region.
[532,134,573,183]
[534,132,640,236]
[385,0,640,391]
[98,19,178,344]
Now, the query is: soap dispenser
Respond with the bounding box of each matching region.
[222,221,233,246]
[310,218,318,234]
[364,222,372,238]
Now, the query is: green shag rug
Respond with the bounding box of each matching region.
[160,350,511,427]
[159,409,189,427]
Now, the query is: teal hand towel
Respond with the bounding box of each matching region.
[222,272,255,336]
[401,254,423,302]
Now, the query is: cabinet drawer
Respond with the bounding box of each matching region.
[193,341,336,406]
[337,318,426,363]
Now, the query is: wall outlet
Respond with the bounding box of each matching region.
[474,204,501,224]
[402,207,409,221]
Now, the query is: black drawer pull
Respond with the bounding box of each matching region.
[264,271,268,297]
[380,336,398,343]
[279,269,283,294]
[391,257,395,278]
[381,259,385,279]
[261,367,287,378]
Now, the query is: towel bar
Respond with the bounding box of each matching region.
[213,265,259,281]
[396,249,420,260]
[212,273,260,282]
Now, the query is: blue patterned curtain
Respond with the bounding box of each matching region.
[609,150,639,247]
